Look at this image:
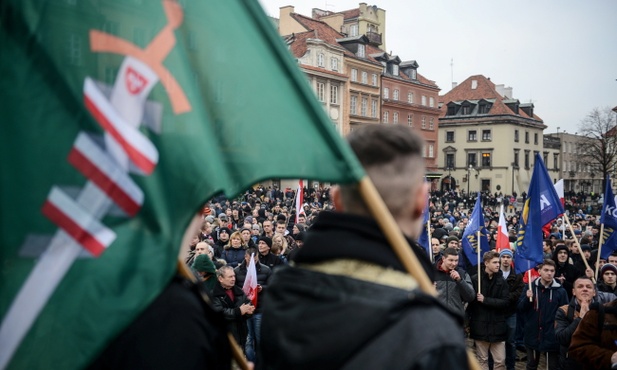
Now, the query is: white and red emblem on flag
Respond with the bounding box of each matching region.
[242,253,258,307]
[496,205,510,253]
[295,179,304,224]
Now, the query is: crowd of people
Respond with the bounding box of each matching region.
[180,126,616,370]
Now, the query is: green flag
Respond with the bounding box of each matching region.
[0,0,364,368]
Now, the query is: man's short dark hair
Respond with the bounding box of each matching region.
[443,247,459,257]
[245,247,258,257]
[541,259,556,269]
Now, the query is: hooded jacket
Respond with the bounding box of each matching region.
[517,277,568,352]
[433,258,475,316]
[260,211,468,370]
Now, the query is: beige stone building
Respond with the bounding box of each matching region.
[545,132,601,194]
[438,75,546,196]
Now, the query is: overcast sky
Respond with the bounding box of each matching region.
[258,0,617,133]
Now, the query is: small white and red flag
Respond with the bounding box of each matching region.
[242,253,258,307]
[295,179,305,224]
[496,205,510,253]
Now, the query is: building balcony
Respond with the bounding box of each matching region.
[365,31,382,46]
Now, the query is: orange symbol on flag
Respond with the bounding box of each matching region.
[89,0,191,114]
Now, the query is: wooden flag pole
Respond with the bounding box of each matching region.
[357,177,481,370]
[178,214,251,370]
[528,269,533,302]
[563,214,595,283]
[596,224,605,280]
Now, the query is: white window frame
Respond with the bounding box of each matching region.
[317,53,325,68]
[330,85,338,104]
[371,99,378,118]
[393,112,399,124]
[331,57,338,71]
[351,68,358,82]
[361,71,368,84]
[350,95,357,115]
[408,92,413,104]
[361,97,367,117]
[383,87,389,99]
[383,111,389,123]
[371,74,377,86]
[317,82,325,102]
[421,116,426,129]
[393,89,399,101]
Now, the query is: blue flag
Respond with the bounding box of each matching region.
[462,194,489,266]
[600,176,617,259]
[515,154,564,274]
[417,197,431,257]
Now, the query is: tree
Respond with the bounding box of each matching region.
[577,106,617,192]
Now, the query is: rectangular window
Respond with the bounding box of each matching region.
[462,106,470,115]
[514,130,519,142]
[350,24,358,36]
[361,97,367,117]
[393,89,399,101]
[482,153,491,167]
[408,92,414,104]
[372,74,377,86]
[407,114,413,127]
[446,153,455,168]
[429,117,434,130]
[350,96,357,115]
[392,64,399,76]
[421,116,426,129]
[479,104,490,114]
[553,154,559,170]
[351,69,358,82]
[446,131,454,142]
[317,53,325,67]
[525,131,529,144]
[524,150,530,169]
[514,150,520,167]
[361,71,368,84]
[482,130,491,141]
[383,87,389,99]
[357,44,365,58]
[330,85,338,104]
[371,100,378,118]
[429,97,435,107]
[421,95,427,106]
[393,112,399,124]
[468,153,477,167]
[317,82,325,102]
[331,57,339,71]
[428,144,434,158]
[383,111,389,123]
[543,152,549,165]
[468,130,477,141]
[534,133,538,145]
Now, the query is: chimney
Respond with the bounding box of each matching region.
[452,82,458,89]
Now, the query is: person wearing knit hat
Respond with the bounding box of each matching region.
[499,249,513,259]
[597,263,617,294]
[498,247,523,370]
[258,236,281,270]
[192,254,217,292]
[446,235,460,251]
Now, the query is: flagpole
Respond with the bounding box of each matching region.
[596,223,605,280]
[477,230,481,293]
[527,269,533,302]
[357,177,481,370]
[563,214,595,283]
[427,218,433,263]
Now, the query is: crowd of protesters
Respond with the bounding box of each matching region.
[185,185,617,370]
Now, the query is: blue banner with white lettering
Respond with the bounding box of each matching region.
[600,176,617,259]
[515,154,564,274]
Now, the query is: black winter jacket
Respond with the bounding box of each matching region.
[468,271,509,342]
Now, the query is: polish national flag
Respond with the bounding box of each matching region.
[242,253,258,307]
[496,205,510,253]
[295,179,305,224]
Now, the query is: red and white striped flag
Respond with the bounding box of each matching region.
[295,179,305,224]
[496,205,510,253]
[242,253,258,307]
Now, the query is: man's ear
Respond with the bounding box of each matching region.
[331,185,344,212]
[411,182,429,220]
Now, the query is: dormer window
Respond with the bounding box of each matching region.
[410,69,417,80]
[392,64,399,76]
[357,44,365,58]
[350,24,358,36]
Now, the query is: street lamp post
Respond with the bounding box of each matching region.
[467,164,473,195]
[447,166,452,191]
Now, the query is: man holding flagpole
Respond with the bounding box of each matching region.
[261,125,470,370]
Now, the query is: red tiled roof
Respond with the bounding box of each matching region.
[439,75,543,122]
[341,8,360,19]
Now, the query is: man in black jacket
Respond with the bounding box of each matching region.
[468,251,510,370]
[261,125,469,370]
[498,249,523,370]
